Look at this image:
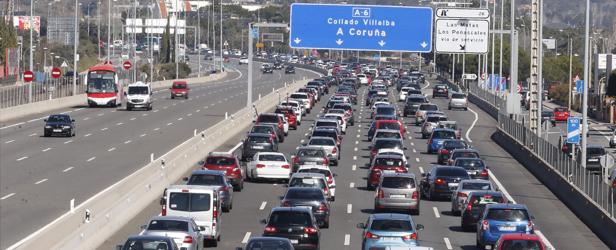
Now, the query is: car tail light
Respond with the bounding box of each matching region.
[256,164,266,168]
[435,178,445,185]
[395,166,406,173]
[183,236,193,244]
[323,185,330,194]
[479,169,489,177]
[439,149,449,155]
[221,185,229,192]
[457,192,468,198]
[323,158,330,165]
[264,226,277,233]
[412,191,419,199]
[612,179,616,188]
[304,227,318,234]
[365,232,379,239]
[317,202,328,212]
[293,156,300,164]
[527,220,535,231]
[402,233,417,240]
[161,204,166,216]
[482,220,489,230]
[281,164,290,169]
[232,167,242,176]
[377,189,384,198]
[282,201,290,207]
[332,147,337,154]
[326,175,333,184]
[415,111,420,117]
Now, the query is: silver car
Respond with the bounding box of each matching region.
[448,93,468,110]
[306,136,339,165]
[450,179,495,215]
[421,114,448,139]
[374,172,420,215]
[141,216,204,250]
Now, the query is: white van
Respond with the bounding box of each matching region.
[161,185,221,246]
[125,81,153,111]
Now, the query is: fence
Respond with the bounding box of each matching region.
[0,74,87,108]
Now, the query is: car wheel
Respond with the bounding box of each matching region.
[411,207,420,215]
[222,205,230,212]
[44,131,50,137]
[448,106,451,110]
[72,130,76,137]
[171,95,174,99]
[464,107,468,111]
[233,184,241,192]
[322,220,329,229]
[127,106,132,111]
[210,239,218,247]
[476,239,484,249]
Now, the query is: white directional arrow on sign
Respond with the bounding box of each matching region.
[294,37,302,44]
[378,40,386,47]
[420,41,428,48]
[336,39,344,45]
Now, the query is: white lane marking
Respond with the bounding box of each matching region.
[354,147,358,151]
[101,127,108,131]
[29,133,37,137]
[167,122,173,126]
[350,182,355,188]
[0,122,25,130]
[353,156,357,160]
[344,234,351,246]
[410,142,414,146]
[130,117,136,121]
[1,193,16,200]
[241,232,252,244]
[347,204,353,214]
[187,113,192,117]
[300,139,305,144]
[142,113,148,117]
[535,230,555,250]
[356,134,360,138]
[412,149,417,153]
[465,107,479,143]
[140,134,147,137]
[64,140,73,144]
[444,237,453,249]
[17,156,28,161]
[42,147,52,152]
[74,108,85,111]
[415,158,420,162]
[433,207,441,218]
[358,124,362,128]
[27,118,41,123]
[108,147,116,152]
[124,140,132,144]
[259,201,267,210]
[163,106,168,109]
[154,128,160,131]
[177,117,183,121]
[196,109,200,112]
[83,117,90,120]
[84,133,92,137]
[86,157,96,162]
[116,122,123,126]
[35,179,48,185]
[62,167,74,173]
[5,139,15,144]
[352,164,357,171]
[355,141,359,144]
[153,109,159,113]
[419,167,425,174]
[97,113,104,116]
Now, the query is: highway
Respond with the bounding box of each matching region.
[100,76,609,249]
[0,60,320,249]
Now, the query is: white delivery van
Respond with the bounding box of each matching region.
[161,185,222,247]
[125,81,152,111]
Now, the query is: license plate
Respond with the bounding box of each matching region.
[383,170,395,174]
[390,194,405,198]
[53,129,62,132]
[252,146,264,149]
[588,159,599,162]
[290,239,299,244]
[382,237,398,241]
[305,162,316,165]
[499,226,516,231]
[448,183,458,190]
[469,171,478,175]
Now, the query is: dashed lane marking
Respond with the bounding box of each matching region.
[347,204,352,214]
[241,232,252,244]
[86,157,96,162]
[433,207,440,218]
[16,156,28,161]
[444,237,453,249]
[108,147,116,152]
[415,158,420,162]
[344,234,351,246]
[62,167,74,173]
[5,140,15,144]
[259,201,267,210]
[35,179,48,185]
[42,147,52,152]
[1,193,16,200]
[84,133,92,137]
[349,182,355,188]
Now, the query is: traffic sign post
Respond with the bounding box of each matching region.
[51,67,62,79]
[289,3,433,52]
[567,116,581,145]
[575,79,584,94]
[23,70,34,82]
[123,60,132,70]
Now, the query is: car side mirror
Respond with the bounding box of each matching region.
[416,224,425,231]
[182,176,189,182]
[71,119,75,122]
[123,92,127,96]
[140,224,147,230]
[421,173,426,177]
[279,196,284,200]
[259,219,267,224]
[159,198,165,206]
[333,173,338,177]
[44,119,47,122]
[356,223,366,229]
[116,245,123,250]
[198,160,205,166]
[199,226,206,231]
[252,120,256,123]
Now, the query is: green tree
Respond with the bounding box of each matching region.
[160,15,171,63]
[0,20,18,65]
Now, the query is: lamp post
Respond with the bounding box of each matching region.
[73,0,79,96]
[581,0,590,169]
[43,47,48,73]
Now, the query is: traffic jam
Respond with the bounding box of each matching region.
[117,63,549,250]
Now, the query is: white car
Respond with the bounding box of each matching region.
[357,74,369,85]
[297,165,337,201]
[289,92,312,112]
[280,100,305,118]
[239,57,249,65]
[246,152,291,181]
[275,113,289,135]
[323,114,347,133]
[399,87,413,102]
[376,148,409,168]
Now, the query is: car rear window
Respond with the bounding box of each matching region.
[374,140,403,149]
[258,115,279,123]
[375,131,401,139]
[316,121,338,128]
[435,168,469,177]
[258,154,285,161]
[500,240,543,250]
[451,93,466,99]
[432,130,457,139]
[469,194,506,205]
[486,208,530,221]
[587,147,605,155]
[309,138,335,146]
[370,219,413,231]
[206,157,235,165]
[427,116,447,123]
[248,136,270,143]
[251,126,273,134]
[381,177,415,189]
[290,94,308,99]
[269,211,311,227]
[289,177,326,189]
[147,220,189,231]
[168,192,211,212]
[444,140,467,148]
[554,107,568,112]
[379,122,400,130]
[376,107,396,115]
[285,189,325,200]
[246,239,293,250]
[333,104,352,111]
[187,174,224,186]
[374,158,404,166]
[453,152,480,159]
[461,182,492,190]
[121,240,171,250]
[419,104,438,111]
[297,149,325,157]
[298,168,331,178]
[455,159,485,169]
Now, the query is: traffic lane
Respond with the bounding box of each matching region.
[0,68,319,249]
[427,94,609,249]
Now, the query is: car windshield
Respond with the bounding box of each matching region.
[461,182,492,190]
[455,159,485,169]
[121,239,171,250]
[554,107,568,112]
[87,71,117,93]
[298,168,331,177]
[248,136,270,143]
[269,211,311,227]
[128,86,149,95]
[147,220,188,232]
[419,104,438,111]
[206,157,234,165]
[298,149,324,157]
[316,121,338,128]
[285,189,324,200]
[258,154,285,162]
[587,148,605,155]
[435,168,469,177]
[309,138,335,146]
[444,140,467,148]
[432,131,457,139]
[501,240,543,250]
[375,140,403,149]
[374,158,404,166]
[168,192,211,212]
[382,177,415,189]
[246,239,293,250]
[47,115,70,123]
[469,195,506,206]
[187,174,224,186]
[289,178,326,189]
[328,109,345,114]
[172,83,187,89]
[258,115,279,123]
[452,93,466,99]
[370,219,413,231]
[453,152,480,159]
[486,208,530,221]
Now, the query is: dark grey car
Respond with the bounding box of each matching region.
[242,133,278,161]
[291,146,329,172]
[281,187,331,228]
[185,170,234,212]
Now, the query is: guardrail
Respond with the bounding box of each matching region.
[7,77,312,250]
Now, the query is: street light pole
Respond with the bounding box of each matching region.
[108,0,112,59]
[219,0,223,72]
[198,6,201,77]
[73,0,79,96]
[29,0,34,102]
[581,0,590,169]
[568,37,573,111]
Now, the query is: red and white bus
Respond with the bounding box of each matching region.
[85,63,121,107]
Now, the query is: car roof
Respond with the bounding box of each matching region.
[375,154,404,160]
[286,186,323,193]
[207,152,234,157]
[149,215,194,222]
[486,203,528,210]
[468,190,503,196]
[459,179,492,184]
[381,172,416,179]
[451,149,480,153]
[375,129,402,133]
[291,172,326,178]
[191,169,226,176]
[498,233,543,241]
[271,206,312,213]
[167,184,218,191]
[298,165,331,171]
[247,132,273,137]
[126,235,174,241]
[370,213,413,220]
[247,237,292,242]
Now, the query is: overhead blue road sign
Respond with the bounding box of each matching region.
[575,79,584,94]
[567,116,581,144]
[289,3,433,52]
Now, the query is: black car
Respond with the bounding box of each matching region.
[285,65,296,74]
[117,235,180,250]
[238,237,294,250]
[437,139,469,164]
[453,158,489,180]
[242,133,278,161]
[420,165,471,200]
[403,95,428,117]
[44,114,76,137]
[448,149,481,165]
[460,191,507,231]
[432,84,449,98]
[281,187,330,228]
[262,65,274,74]
[250,124,283,143]
[274,62,284,69]
[262,207,320,250]
[310,128,341,147]
[576,145,606,171]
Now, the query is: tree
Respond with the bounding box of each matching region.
[0,20,18,66]
[160,15,171,63]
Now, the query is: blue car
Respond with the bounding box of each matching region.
[476,203,535,249]
[426,128,457,154]
[357,213,424,250]
[43,114,75,137]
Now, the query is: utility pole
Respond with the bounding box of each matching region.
[498,0,504,84]
[73,0,79,96]
[175,0,179,79]
[108,0,111,59]
[98,2,101,59]
[28,0,33,102]
[537,0,544,136]
[490,0,496,88]
[197,6,201,77]
[568,37,573,110]
[132,0,137,82]
[219,0,223,72]
[581,0,590,169]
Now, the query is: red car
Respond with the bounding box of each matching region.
[201,152,244,191]
[553,107,570,122]
[494,233,546,250]
[275,106,298,130]
[169,81,189,99]
[366,155,407,190]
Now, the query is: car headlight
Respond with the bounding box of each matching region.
[63,125,71,129]
[45,125,52,128]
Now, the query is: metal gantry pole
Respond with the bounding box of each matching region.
[581,0,590,169]
[499,0,504,87]
[175,0,179,79]
[73,0,79,96]
[490,0,496,87]
[568,37,573,110]
[29,0,34,103]
[537,0,544,136]
[108,0,111,59]
[198,6,201,77]
[247,23,253,108]
[219,0,223,72]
